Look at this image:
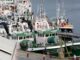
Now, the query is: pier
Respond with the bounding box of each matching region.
[0,36,16,60]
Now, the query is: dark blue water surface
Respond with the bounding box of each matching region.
[31,0,80,33]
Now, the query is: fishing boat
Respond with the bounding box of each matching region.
[0,0,80,59]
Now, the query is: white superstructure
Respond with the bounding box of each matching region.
[0,0,13,4]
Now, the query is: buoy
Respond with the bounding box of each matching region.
[73,55,76,60]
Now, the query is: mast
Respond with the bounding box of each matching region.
[56,0,60,20]
[56,0,65,59]
[56,0,66,26]
[56,0,66,19]
[39,0,45,19]
[56,0,61,25]
[60,0,66,19]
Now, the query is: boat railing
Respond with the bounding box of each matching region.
[27,42,59,48]
[27,40,80,49]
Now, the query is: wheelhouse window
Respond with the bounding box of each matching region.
[60,28,73,33]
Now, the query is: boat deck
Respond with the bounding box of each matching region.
[16,50,69,60]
